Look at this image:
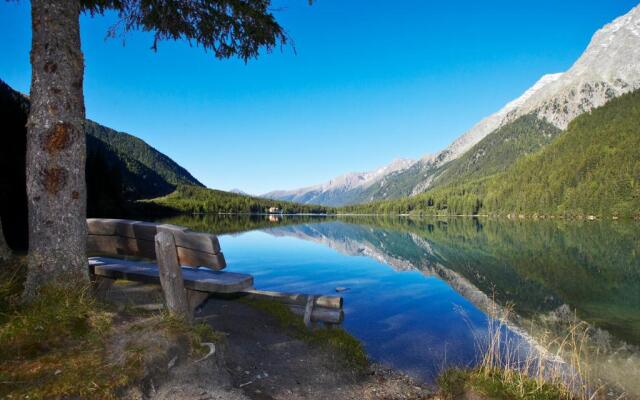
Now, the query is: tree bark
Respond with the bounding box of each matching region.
[0,219,11,262]
[22,0,88,301]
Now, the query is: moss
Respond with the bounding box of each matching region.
[241,298,369,373]
[437,367,575,400]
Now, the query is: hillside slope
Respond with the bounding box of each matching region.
[429,115,561,189]
[342,89,640,218]
[149,185,331,214]
[483,89,640,216]
[0,79,203,200]
[85,121,203,199]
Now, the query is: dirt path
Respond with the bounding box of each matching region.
[158,297,433,400]
[105,282,434,399]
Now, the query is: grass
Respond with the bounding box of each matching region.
[241,297,369,372]
[437,305,602,400]
[0,256,225,399]
[157,310,226,358]
[0,257,142,399]
[438,367,571,400]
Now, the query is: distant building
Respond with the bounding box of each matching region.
[268,207,280,214]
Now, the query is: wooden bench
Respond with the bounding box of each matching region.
[87,218,253,320]
[87,218,344,325]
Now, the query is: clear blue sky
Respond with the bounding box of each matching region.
[1,1,638,194]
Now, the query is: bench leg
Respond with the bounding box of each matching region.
[90,274,114,297]
[187,290,210,318]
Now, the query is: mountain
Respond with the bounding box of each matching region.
[427,114,561,189]
[1,79,206,248]
[267,4,640,206]
[85,120,203,200]
[0,79,203,200]
[262,158,415,206]
[343,88,640,218]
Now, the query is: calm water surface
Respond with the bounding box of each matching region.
[162,215,640,393]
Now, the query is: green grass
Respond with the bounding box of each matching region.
[157,310,226,358]
[0,257,225,398]
[436,305,602,400]
[438,367,574,400]
[0,258,142,398]
[241,298,369,372]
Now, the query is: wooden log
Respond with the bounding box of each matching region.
[242,289,343,310]
[155,231,191,322]
[289,305,344,324]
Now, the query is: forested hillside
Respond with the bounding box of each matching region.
[429,115,561,188]
[149,185,331,215]
[0,80,202,199]
[85,121,203,199]
[342,90,640,218]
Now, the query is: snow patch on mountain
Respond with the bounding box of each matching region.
[262,158,416,205]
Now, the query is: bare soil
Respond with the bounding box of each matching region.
[105,282,436,400]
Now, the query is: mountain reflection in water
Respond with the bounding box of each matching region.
[161,215,640,395]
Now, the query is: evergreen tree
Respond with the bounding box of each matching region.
[22,0,291,301]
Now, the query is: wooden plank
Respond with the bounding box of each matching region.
[242,289,343,310]
[156,231,191,321]
[87,219,185,241]
[176,247,226,270]
[87,234,157,259]
[88,234,225,269]
[170,230,221,254]
[87,219,221,254]
[87,218,129,236]
[186,289,210,314]
[89,257,253,294]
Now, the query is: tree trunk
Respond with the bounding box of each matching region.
[0,219,11,262]
[22,0,88,301]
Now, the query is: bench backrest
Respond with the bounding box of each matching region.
[87,218,226,270]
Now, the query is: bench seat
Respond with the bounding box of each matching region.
[89,257,254,294]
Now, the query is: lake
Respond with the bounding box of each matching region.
[161,215,640,395]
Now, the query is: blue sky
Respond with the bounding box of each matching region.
[1,1,638,194]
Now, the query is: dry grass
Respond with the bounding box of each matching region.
[0,259,142,399]
[0,257,225,399]
[438,304,608,400]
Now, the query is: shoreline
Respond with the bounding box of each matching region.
[159,210,639,222]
